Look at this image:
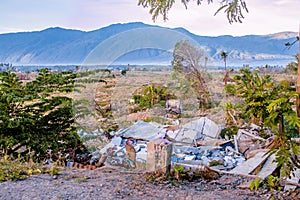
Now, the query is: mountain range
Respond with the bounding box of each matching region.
[0,22,298,67]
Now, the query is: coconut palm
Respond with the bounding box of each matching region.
[221,51,228,71]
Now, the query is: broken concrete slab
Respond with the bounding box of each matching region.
[182,117,221,139]
[119,120,165,141]
[174,129,200,144]
[257,153,277,179]
[284,168,300,191]
[230,152,268,175]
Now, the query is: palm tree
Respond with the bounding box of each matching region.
[221,51,228,71]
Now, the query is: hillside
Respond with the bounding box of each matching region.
[0,22,298,66]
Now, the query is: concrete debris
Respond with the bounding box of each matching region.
[236,129,267,159]
[166,99,182,115]
[182,117,221,139]
[91,118,299,187]
[257,153,277,180]
[147,138,173,174]
[118,120,165,141]
[96,118,246,172]
[284,168,300,191]
[230,151,268,175]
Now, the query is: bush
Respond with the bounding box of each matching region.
[131,83,176,112]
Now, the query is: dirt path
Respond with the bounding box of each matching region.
[0,166,297,200]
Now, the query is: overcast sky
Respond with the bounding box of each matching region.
[1,0,299,36]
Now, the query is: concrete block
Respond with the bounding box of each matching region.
[146,138,172,175]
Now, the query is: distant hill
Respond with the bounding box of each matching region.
[0,22,298,66]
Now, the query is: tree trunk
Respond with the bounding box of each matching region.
[279,115,284,136]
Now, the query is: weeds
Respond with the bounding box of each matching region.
[249,177,261,190]
[0,155,42,182]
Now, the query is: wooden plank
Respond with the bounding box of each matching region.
[284,168,300,191]
[257,153,277,179]
[230,152,268,175]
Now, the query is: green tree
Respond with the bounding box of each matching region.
[285,55,299,74]
[225,67,275,125]
[226,67,300,178]
[0,69,83,161]
[138,0,248,23]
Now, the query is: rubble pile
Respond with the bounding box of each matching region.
[96,117,247,171]
[78,117,300,191]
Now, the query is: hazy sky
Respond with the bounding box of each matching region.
[1,0,299,36]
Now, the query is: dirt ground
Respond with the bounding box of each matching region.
[0,166,298,200]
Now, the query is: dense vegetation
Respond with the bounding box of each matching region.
[225,67,300,177]
[0,69,84,161]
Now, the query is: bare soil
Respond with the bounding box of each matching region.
[0,166,298,200]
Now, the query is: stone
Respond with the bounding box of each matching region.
[100,142,115,154]
[224,156,236,169]
[166,99,183,114]
[106,156,135,169]
[201,156,211,166]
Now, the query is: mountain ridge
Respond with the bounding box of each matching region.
[0,22,298,66]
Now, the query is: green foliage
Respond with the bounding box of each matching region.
[215,0,248,24]
[138,0,248,23]
[267,175,283,191]
[229,67,276,125]
[228,67,300,178]
[0,69,84,161]
[224,84,236,95]
[173,165,185,173]
[249,177,261,190]
[220,126,238,139]
[224,101,244,126]
[0,155,42,182]
[46,165,60,176]
[131,83,176,111]
[173,165,187,180]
